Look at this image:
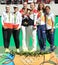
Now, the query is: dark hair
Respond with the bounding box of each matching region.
[37,3,45,13]
[31,2,35,6]
[45,6,50,9]
[14,7,18,10]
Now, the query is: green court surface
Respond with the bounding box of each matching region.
[0,16,58,54]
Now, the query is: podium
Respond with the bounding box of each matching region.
[14,52,58,65]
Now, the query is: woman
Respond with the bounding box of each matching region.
[37,3,46,52]
[2,5,13,53]
[45,6,56,52]
[12,6,22,53]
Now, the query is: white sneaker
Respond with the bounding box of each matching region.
[31,48,37,52]
[23,48,28,52]
[16,49,20,53]
[5,48,10,53]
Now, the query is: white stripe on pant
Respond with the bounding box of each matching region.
[21,26,37,51]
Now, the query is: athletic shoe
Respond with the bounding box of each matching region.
[51,46,56,51]
[40,49,46,54]
[5,48,10,53]
[16,49,20,53]
[47,46,56,53]
[30,48,37,52]
[23,48,28,52]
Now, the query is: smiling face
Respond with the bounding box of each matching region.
[39,4,44,10]
[6,6,10,13]
[23,2,27,9]
[30,2,35,10]
[45,6,50,14]
[38,3,44,11]
[14,7,18,13]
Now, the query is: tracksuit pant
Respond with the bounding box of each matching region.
[2,27,20,49]
[2,27,12,48]
[21,26,37,50]
[37,25,46,50]
[46,29,55,48]
[12,29,20,48]
[26,26,37,50]
[21,26,28,50]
